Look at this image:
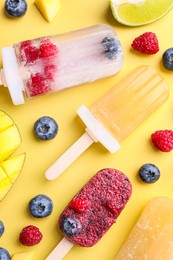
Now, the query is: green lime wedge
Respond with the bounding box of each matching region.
[110,0,173,26]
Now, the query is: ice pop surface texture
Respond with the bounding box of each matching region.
[46,168,132,259]
[115,197,173,260]
[0,24,123,105]
[45,65,170,181]
[88,65,170,143]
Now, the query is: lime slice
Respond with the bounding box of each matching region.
[110,0,173,26]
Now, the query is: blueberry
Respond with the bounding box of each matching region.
[34,116,58,140]
[0,221,5,237]
[5,0,27,18]
[29,194,53,218]
[162,48,173,70]
[0,248,11,260]
[101,37,120,60]
[138,163,160,183]
[61,217,82,236]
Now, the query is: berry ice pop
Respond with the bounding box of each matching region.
[45,65,170,181]
[46,168,132,259]
[115,197,173,260]
[0,24,123,105]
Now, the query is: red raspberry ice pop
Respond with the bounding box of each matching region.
[46,168,132,259]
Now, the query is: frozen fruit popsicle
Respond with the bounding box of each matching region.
[0,24,123,105]
[45,65,169,181]
[115,197,173,260]
[46,168,132,260]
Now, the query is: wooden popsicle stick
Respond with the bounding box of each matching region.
[45,132,95,180]
[46,237,74,260]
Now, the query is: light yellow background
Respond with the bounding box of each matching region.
[0,1,173,259]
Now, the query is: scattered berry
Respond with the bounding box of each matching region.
[34,116,58,140]
[5,0,27,18]
[131,32,159,55]
[27,73,51,97]
[162,48,173,70]
[138,163,160,183]
[20,45,39,64]
[70,198,89,213]
[0,248,10,260]
[19,225,42,246]
[39,39,58,58]
[44,64,57,80]
[102,37,119,60]
[20,40,32,49]
[61,217,82,236]
[0,221,5,237]
[29,194,53,218]
[151,130,173,152]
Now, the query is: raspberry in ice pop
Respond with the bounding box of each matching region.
[0,24,123,105]
[115,197,173,260]
[46,168,132,259]
[45,65,170,181]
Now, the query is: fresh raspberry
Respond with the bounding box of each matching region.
[39,39,58,58]
[27,73,51,97]
[20,40,32,49]
[20,44,39,64]
[70,198,89,213]
[151,130,173,152]
[131,32,159,55]
[44,64,57,80]
[19,225,42,246]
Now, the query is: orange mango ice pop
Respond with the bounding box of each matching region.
[89,65,169,143]
[45,65,170,181]
[115,197,173,260]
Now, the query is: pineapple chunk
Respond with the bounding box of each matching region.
[0,125,21,162]
[35,0,60,22]
[0,153,26,183]
[0,167,12,201]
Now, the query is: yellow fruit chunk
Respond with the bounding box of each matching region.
[0,113,14,133]
[12,251,34,260]
[110,0,173,26]
[0,167,12,201]
[0,110,25,201]
[34,0,60,22]
[0,153,25,183]
[0,125,21,163]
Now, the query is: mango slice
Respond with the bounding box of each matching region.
[0,110,25,201]
[0,154,25,201]
[0,167,12,201]
[34,0,60,22]
[0,112,14,133]
[0,125,21,163]
[1,153,26,183]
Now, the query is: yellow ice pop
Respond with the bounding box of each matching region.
[115,197,173,260]
[45,65,169,181]
[89,65,169,143]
